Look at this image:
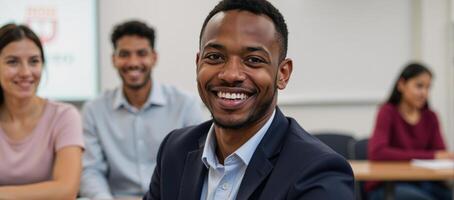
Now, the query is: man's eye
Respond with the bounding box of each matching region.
[246,57,264,63]
[204,53,224,64]
[137,50,149,57]
[118,52,129,57]
[206,54,222,60]
[245,56,268,66]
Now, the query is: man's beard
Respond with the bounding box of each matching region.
[124,76,151,90]
[120,68,151,91]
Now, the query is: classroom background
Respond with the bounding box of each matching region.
[1,0,453,150]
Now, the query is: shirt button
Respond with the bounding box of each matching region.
[221,183,230,190]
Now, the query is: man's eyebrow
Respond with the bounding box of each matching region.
[202,43,271,55]
[203,43,225,51]
[246,46,270,57]
[116,48,146,54]
[136,48,151,52]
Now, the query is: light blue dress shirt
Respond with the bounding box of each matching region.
[80,80,206,199]
[200,110,276,200]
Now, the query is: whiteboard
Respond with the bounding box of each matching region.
[0,0,98,101]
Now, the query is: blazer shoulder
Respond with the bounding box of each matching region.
[277,118,354,199]
[163,120,212,150]
[278,117,352,174]
[260,117,354,199]
[286,118,341,158]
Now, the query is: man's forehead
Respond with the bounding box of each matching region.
[116,35,151,48]
[201,10,277,45]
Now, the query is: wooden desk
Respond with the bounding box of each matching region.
[349,161,454,200]
[78,198,141,200]
[350,160,454,181]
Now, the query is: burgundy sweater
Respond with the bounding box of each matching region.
[366,103,446,191]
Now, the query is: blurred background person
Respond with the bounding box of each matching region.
[79,20,205,199]
[0,23,84,199]
[367,63,454,200]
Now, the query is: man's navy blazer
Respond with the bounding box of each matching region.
[144,108,354,200]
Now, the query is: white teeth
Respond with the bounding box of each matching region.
[217,91,249,100]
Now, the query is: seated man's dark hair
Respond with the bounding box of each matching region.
[111,20,155,49]
[199,0,288,61]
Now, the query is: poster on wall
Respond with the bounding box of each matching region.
[0,0,98,101]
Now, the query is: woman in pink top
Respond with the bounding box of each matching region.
[0,24,84,199]
[367,63,454,200]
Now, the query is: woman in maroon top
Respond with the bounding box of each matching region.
[367,63,454,200]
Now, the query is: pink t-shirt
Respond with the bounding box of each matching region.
[0,101,84,185]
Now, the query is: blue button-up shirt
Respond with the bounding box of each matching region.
[200,110,275,200]
[80,80,206,199]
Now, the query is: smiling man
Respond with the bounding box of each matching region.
[79,20,205,199]
[144,1,354,199]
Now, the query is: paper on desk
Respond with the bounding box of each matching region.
[411,159,454,169]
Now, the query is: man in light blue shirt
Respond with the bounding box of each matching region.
[79,20,205,199]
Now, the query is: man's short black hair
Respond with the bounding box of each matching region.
[199,0,288,61]
[111,20,155,49]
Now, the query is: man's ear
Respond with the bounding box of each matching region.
[111,53,117,69]
[151,50,158,69]
[195,52,201,70]
[277,58,293,90]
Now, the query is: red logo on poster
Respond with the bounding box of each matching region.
[25,7,57,44]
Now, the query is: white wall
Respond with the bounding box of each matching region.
[450,0,454,150]
[98,0,453,149]
[98,0,214,92]
[420,0,453,149]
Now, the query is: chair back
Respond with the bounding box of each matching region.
[351,138,369,200]
[313,132,356,159]
[353,138,369,160]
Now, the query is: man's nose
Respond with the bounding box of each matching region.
[218,57,246,84]
[127,54,141,66]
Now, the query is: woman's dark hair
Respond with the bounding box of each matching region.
[387,62,433,107]
[0,23,45,104]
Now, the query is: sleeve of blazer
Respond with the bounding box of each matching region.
[143,131,173,200]
[288,153,354,200]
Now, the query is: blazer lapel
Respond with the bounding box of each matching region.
[236,148,273,200]
[236,107,289,200]
[178,134,208,200]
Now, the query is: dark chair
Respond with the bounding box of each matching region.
[353,138,368,160]
[312,132,356,159]
[351,138,369,200]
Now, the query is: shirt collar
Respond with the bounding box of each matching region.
[112,79,167,110]
[201,109,276,168]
